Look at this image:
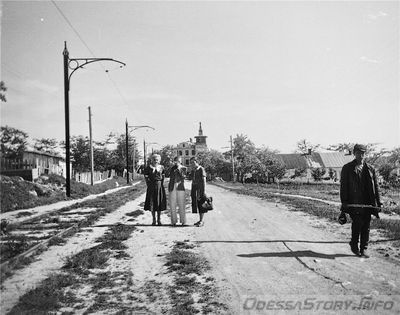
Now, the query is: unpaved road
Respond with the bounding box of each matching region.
[2,183,399,314]
[196,184,400,314]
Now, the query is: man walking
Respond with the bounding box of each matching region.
[340,144,382,258]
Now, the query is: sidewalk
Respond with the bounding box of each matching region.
[1,182,140,225]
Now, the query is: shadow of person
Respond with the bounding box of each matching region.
[237,250,353,260]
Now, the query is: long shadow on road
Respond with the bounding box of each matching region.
[237,250,353,260]
[197,238,400,244]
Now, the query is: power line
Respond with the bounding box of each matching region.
[51,0,97,59]
[51,0,130,107]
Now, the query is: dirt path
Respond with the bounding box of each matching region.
[194,184,400,314]
[0,191,146,314]
[1,184,137,225]
[2,183,399,314]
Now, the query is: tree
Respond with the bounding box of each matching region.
[196,149,230,180]
[108,133,137,174]
[158,145,175,169]
[233,134,256,182]
[0,126,28,159]
[69,135,91,172]
[33,138,60,155]
[0,81,7,102]
[256,147,286,182]
[326,143,354,153]
[311,168,326,181]
[296,139,320,154]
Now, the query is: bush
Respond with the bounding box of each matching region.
[311,168,326,181]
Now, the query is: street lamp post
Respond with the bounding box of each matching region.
[222,135,235,182]
[63,41,125,196]
[125,122,155,183]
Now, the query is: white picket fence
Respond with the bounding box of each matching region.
[73,170,116,184]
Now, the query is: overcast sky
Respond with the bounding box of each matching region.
[1,1,399,153]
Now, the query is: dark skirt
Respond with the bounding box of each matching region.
[144,181,166,212]
[191,185,208,214]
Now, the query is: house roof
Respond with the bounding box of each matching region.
[277,154,310,169]
[23,150,64,160]
[277,152,353,169]
[318,152,354,168]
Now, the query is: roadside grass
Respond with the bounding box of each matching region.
[63,245,110,274]
[0,175,135,213]
[0,183,146,284]
[215,182,400,248]
[8,273,80,315]
[165,241,228,314]
[96,224,136,251]
[8,218,139,314]
[217,181,400,216]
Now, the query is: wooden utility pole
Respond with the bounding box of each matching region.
[88,106,94,186]
[125,119,129,184]
[143,139,146,167]
[132,138,136,178]
[230,135,235,182]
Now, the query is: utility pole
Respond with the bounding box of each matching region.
[88,106,94,186]
[63,43,71,196]
[125,119,129,184]
[132,138,136,178]
[230,135,235,182]
[143,139,146,167]
[63,42,126,196]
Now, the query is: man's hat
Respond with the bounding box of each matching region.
[353,144,367,152]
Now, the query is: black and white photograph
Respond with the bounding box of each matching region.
[1,1,399,314]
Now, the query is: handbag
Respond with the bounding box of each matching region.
[338,211,347,225]
[200,196,213,211]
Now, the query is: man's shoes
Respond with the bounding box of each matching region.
[152,221,156,226]
[157,222,162,226]
[360,250,370,258]
[350,243,361,256]
[194,221,201,226]
[195,221,204,227]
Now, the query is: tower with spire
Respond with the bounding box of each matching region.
[194,122,208,152]
[172,122,208,167]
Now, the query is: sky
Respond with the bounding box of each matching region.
[1,0,399,154]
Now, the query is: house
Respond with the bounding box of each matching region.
[22,150,66,177]
[277,152,353,181]
[1,150,68,181]
[173,122,208,167]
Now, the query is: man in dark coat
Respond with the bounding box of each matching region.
[340,144,382,258]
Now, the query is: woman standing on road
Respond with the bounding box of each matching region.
[168,156,186,226]
[144,154,167,225]
[190,157,207,227]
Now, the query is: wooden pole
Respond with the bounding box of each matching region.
[88,106,94,185]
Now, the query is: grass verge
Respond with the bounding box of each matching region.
[8,220,139,314]
[0,183,146,284]
[165,240,228,314]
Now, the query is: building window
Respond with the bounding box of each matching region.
[179,150,183,156]
[185,160,189,166]
[185,150,189,156]
[192,150,195,155]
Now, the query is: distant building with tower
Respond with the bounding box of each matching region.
[173,122,208,166]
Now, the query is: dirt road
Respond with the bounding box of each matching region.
[2,183,399,314]
[195,184,400,314]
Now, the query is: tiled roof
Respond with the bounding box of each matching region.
[318,152,353,168]
[277,152,353,169]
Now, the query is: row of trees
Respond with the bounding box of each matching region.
[1,125,399,186]
[0,126,140,174]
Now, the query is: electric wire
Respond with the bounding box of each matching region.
[50,0,130,108]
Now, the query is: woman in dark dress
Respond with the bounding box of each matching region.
[144,154,167,225]
[190,157,207,227]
